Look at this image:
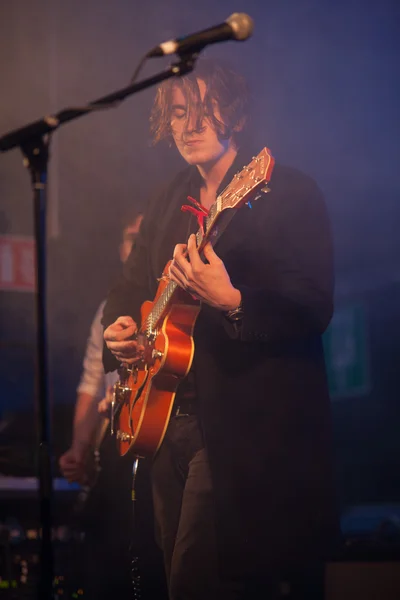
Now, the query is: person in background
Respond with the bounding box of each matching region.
[59,210,142,484]
[59,209,145,600]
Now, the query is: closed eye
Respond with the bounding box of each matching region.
[171,106,187,120]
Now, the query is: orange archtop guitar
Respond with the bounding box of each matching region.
[111,148,275,457]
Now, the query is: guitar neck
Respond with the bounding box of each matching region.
[143,278,179,336]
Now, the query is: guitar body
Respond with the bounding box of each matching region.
[115,263,201,457]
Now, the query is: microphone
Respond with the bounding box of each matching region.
[147,13,254,58]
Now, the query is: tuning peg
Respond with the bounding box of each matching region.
[261,185,271,194]
[246,200,252,209]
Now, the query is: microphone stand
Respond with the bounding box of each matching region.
[0,53,197,600]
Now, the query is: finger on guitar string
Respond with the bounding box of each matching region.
[169,259,188,280]
[172,242,188,260]
[169,264,190,290]
[172,242,191,274]
[115,315,137,327]
[186,233,205,270]
[104,317,138,342]
[171,235,208,289]
[106,339,138,353]
[104,325,137,342]
[169,253,195,291]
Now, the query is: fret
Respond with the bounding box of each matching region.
[144,279,178,333]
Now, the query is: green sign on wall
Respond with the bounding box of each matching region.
[323,304,370,399]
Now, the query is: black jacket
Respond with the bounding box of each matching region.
[103,148,338,576]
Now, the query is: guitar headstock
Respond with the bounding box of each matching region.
[220,147,275,210]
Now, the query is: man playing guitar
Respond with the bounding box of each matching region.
[103,59,338,599]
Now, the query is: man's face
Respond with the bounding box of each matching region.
[170,79,234,166]
[119,214,143,263]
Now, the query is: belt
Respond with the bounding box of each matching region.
[172,396,197,417]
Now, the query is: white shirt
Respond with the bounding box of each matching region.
[76,300,118,399]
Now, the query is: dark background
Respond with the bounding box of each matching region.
[0,0,399,522]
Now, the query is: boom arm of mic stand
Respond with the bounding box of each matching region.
[0,54,197,153]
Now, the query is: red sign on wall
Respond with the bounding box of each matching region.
[0,235,36,292]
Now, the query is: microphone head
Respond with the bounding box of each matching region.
[226,13,254,41]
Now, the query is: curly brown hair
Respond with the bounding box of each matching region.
[150,59,250,145]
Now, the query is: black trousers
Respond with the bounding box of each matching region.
[151,415,325,600]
